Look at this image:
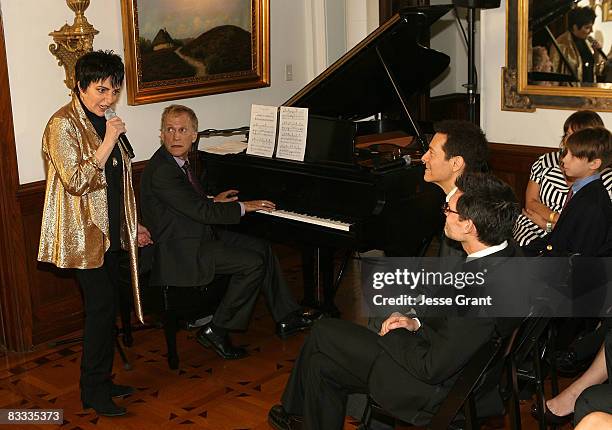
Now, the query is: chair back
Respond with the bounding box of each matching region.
[428,325,521,430]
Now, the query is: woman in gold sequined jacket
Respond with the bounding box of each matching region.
[549,6,606,84]
[37,51,151,417]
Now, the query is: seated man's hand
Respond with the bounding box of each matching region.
[137,223,154,247]
[214,189,239,203]
[243,200,276,213]
[379,312,419,336]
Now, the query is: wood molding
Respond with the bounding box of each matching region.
[489,142,555,208]
[430,93,480,123]
[0,11,33,351]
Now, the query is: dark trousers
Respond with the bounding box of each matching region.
[281,318,381,430]
[74,251,120,403]
[210,230,300,331]
[574,320,612,425]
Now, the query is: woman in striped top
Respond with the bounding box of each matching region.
[513,110,612,246]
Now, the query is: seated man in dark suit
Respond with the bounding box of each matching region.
[268,173,521,430]
[140,104,316,360]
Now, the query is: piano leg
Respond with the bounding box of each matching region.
[300,246,339,316]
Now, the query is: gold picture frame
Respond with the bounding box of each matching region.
[603,0,612,21]
[503,0,612,112]
[120,0,270,105]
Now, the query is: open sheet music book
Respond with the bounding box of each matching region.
[246,104,309,161]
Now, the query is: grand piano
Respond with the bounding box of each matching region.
[197,5,452,312]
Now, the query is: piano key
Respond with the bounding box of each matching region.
[257,209,352,231]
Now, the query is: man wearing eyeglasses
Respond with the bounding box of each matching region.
[268,172,521,430]
[140,104,317,361]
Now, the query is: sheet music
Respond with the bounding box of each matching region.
[276,106,308,161]
[246,104,278,157]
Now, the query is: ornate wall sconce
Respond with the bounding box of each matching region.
[49,0,99,91]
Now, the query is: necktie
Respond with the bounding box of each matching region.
[562,187,574,211]
[182,161,206,198]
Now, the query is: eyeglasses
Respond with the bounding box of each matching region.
[442,202,460,215]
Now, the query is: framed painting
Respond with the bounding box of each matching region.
[120,0,270,105]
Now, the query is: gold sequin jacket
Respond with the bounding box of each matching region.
[38,95,142,318]
[550,31,606,83]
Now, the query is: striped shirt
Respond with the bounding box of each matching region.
[513,151,612,246]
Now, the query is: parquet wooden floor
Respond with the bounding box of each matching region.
[0,245,575,429]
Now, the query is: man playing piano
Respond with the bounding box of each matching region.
[140,104,317,360]
[421,120,489,256]
[267,172,520,430]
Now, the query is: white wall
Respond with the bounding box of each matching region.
[481,2,612,148]
[1,0,309,184]
[430,2,474,96]
[325,0,347,65]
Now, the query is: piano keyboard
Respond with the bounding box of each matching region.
[257,209,352,232]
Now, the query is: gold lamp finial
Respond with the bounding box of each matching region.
[49,0,99,91]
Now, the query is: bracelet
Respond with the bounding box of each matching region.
[545,221,553,233]
[548,212,557,222]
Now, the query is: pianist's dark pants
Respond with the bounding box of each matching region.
[75,250,120,404]
[281,318,380,430]
[210,229,300,330]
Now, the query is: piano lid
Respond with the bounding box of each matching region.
[529,0,577,32]
[284,5,452,121]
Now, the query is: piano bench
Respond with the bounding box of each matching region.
[159,277,229,370]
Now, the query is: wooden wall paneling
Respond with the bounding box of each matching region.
[488,142,554,208]
[0,9,34,351]
[17,182,83,346]
[430,93,480,123]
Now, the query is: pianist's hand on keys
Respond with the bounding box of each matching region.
[243,200,276,212]
[213,189,240,203]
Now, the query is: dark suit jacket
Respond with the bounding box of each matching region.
[368,244,519,425]
[534,178,612,257]
[140,147,242,286]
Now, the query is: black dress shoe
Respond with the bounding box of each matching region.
[554,350,591,376]
[110,383,135,398]
[530,402,573,426]
[276,310,321,339]
[196,324,248,360]
[82,398,127,417]
[268,404,302,430]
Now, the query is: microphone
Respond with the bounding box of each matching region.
[587,36,608,61]
[104,108,135,159]
[372,154,412,173]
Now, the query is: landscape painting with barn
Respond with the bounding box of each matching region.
[137,0,252,83]
[120,0,269,104]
